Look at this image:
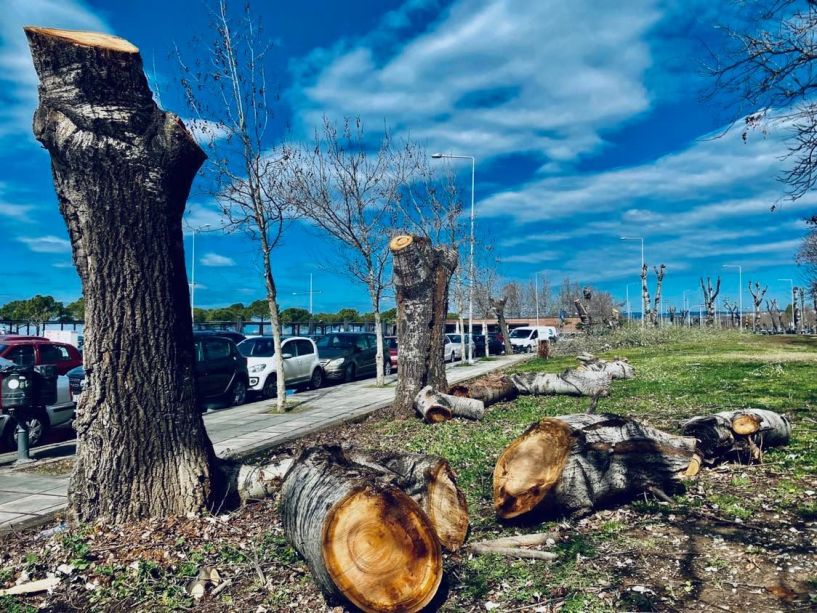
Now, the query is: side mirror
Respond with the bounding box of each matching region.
[281,353,293,360]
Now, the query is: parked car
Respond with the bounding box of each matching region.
[0,336,82,375]
[238,336,323,398]
[0,356,75,448]
[472,333,505,356]
[316,332,391,382]
[445,334,476,361]
[67,332,249,410]
[194,329,246,345]
[384,336,398,370]
[508,326,558,353]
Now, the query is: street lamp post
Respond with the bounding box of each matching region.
[723,264,743,331]
[620,236,644,327]
[433,152,476,364]
[190,223,212,323]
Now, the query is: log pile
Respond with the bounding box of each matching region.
[681,409,791,464]
[281,446,445,612]
[493,414,698,519]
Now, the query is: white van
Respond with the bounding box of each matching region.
[508,326,558,353]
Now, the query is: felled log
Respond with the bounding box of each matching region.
[449,374,519,406]
[681,409,791,463]
[414,385,485,422]
[576,353,635,379]
[493,414,698,520]
[281,446,442,613]
[346,448,469,551]
[509,369,612,398]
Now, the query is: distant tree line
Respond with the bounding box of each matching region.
[0,295,84,324]
[193,303,398,326]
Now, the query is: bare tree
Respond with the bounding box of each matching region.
[289,117,408,385]
[653,264,666,327]
[748,281,768,331]
[767,298,782,333]
[700,276,721,325]
[502,281,524,318]
[707,2,817,203]
[178,0,292,410]
[723,299,740,328]
[641,264,652,325]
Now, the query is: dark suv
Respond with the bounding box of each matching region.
[67,332,249,409]
[0,336,82,375]
[316,332,391,382]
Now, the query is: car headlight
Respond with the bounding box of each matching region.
[249,363,267,374]
[328,357,345,367]
[7,378,20,390]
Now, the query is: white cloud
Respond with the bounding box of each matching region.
[290,0,658,163]
[200,252,236,267]
[0,1,109,141]
[17,235,71,253]
[0,201,33,221]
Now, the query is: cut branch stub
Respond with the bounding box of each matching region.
[281,446,442,613]
[681,409,791,464]
[493,414,697,520]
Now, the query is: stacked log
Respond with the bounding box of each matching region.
[281,446,443,612]
[681,409,791,463]
[493,414,698,519]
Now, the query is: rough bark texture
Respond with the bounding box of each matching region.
[449,374,519,406]
[641,264,652,324]
[491,296,514,355]
[767,299,782,333]
[414,385,485,422]
[26,27,217,522]
[653,264,666,326]
[576,354,635,380]
[748,281,768,332]
[493,414,697,519]
[281,446,442,612]
[345,448,469,551]
[391,235,457,415]
[510,369,612,398]
[681,409,791,464]
[700,276,721,326]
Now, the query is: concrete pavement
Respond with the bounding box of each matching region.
[0,353,530,530]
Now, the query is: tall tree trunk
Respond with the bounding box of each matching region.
[491,297,514,355]
[641,264,651,325]
[749,281,767,332]
[653,264,666,327]
[27,27,217,522]
[261,243,286,412]
[700,276,721,326]
[391,235,457,415]
[373,303,385,385]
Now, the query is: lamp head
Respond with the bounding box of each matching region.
[431,153,444,159]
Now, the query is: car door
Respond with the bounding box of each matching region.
[193,339,216,398]
[365,334,378,374]
[279,339,297,385]
[295,339,315,382]
[202,338,234,397]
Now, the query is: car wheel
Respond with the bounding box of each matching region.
[262,376,277,400]
[383,360,392,376]
[231,379,247,406]
[309,367,324,390]
[3,411,49,449]
[343,364,356,383]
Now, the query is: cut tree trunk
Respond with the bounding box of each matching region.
[509,369,613,397]
[345,448,469,551]
[641,264,652,324]
[681,409,791,463]
[391,235,457,415]
[414,385,485,422]
[26,27,217,522]
[576,354,635,379]
[449,374,519,406]
[493,414,698,519]
[491,297,514,355]
[281,446,442,613]
[653,264,666,327]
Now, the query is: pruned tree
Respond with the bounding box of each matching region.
[574,287,593,333]
[289,117,408,386]
[26,27,219,521]
[723,299,740,328]
[640,264,652,326]
[653,264,666,327]
[794,286,805,333]
[491,297,514,355]
[700,276,721,325]
[668,305,676,324]
[748,281,768,331]
[767,298,782,333]
[177,0,292,410]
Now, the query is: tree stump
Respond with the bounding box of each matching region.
[26,27,216,522]
[391,235,457,415]
[281,446,442,612]
[346,448,469,551]
[681,409,791,463]
[493,414,698,519]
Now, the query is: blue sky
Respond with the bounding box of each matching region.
[0,0,812,314]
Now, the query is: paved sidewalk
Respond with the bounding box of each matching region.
[0,354,530,530]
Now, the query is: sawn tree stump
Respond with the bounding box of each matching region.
[493,414,698,519]
[281,446,442,612]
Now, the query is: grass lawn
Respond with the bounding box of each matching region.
[1,330,815,611]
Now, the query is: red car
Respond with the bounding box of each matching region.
[0,336,82,375]
[385,336,398,370]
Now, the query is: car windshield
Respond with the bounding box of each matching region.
[238,338,275,357]
[447,334,461,343]
[509,329,530,339]
[316,334,353,349]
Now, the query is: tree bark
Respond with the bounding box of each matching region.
[653,264,666,327]
[576,354,635,379]
[391,235,457,415]
[491,296,514,355]
[449,374,519,406]
[748,281,767,332]
[641,264,652,324]
[701,276,721,326]
[509,369,612,397]
[26,27,218,522]
[493,414,697,519]
[681,409,791,464]
[414,385,485,422]
[281,446,442,612]
[344,448,469,551]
